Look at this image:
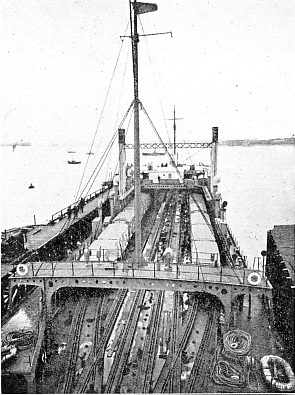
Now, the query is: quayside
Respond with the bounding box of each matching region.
[1,1,294,394]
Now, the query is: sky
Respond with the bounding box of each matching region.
[1,0,295,147]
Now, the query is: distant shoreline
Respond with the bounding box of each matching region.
[219,137,295,146]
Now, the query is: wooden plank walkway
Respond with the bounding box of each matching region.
[24,189,111,251]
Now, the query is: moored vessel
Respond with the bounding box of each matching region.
[1,1,294,394]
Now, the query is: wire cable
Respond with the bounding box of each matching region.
[138,17,171,144]
[83,103,134,196]
[75,21,130,202]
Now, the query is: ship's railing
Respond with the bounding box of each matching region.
[226,224,248,265]
[50,185,110,223]
[13,261,271,288]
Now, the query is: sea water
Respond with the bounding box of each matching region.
[1,144,294,266]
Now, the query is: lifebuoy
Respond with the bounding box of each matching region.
[248,272,261,286]
[261,355,295,392]
[16,264,28,276]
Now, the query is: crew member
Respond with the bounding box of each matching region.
[79,197,85,213]
[67,206,72,219]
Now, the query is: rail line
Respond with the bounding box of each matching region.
[76,289,128,393]
[184,303,217,393]
[169,291,181,393]
[134,290,164,393]
[57,295,88,393]
[71,292,105,393]
[153,296,200,393]
[104,289,146,393]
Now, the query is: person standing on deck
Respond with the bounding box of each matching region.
[79,197,85,213]
[73,205,78,218]
[84,247,90,266]
[67,206,72,219]
[163,247,173,271]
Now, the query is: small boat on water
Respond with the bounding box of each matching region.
[68,160,81,164]
[260,355,295,392]
[142,151,165,156]
[28,183,35,189]
[68,151,81,164]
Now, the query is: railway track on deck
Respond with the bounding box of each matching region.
[71,292,104,393]
[184,303,217,393]
[135,290,164,393]
[104,289,146,393]
[169,291,181,393]
[57,295,88,393]
[76,289,128,393]
[153,296,200,393]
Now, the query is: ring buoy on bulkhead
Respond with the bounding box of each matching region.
[247,272,261,286]
[16,264,28,276]
[261,355,295,392]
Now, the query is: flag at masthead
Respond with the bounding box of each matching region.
[131,1,157,267]
[133,2,157,14]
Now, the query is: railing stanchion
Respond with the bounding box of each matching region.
[198,265,200,281]
[220,266,223,282]
[72,261,74,276]
[91,261,94,276]
[31,261,34,276]
[51,261,54,276]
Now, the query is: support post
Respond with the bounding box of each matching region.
[26,375,36,394]
[132,1,142,267]
[43,280,54,356]
[118,129,127,197]
[8,283,13,312]
[247,294,252,320]
[211,127,218,193]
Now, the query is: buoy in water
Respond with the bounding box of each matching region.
[28,183,35,189]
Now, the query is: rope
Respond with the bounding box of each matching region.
[5,329,36,350]
[223,329,251,357]
[213,360,247,388]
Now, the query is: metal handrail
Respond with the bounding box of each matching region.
[50,185,109,222]
[15,261,271,288]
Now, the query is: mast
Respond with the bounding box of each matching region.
[167,105,183,158]
[130,1,157,266]
[173,105,176,155]
[131,0,141,266]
